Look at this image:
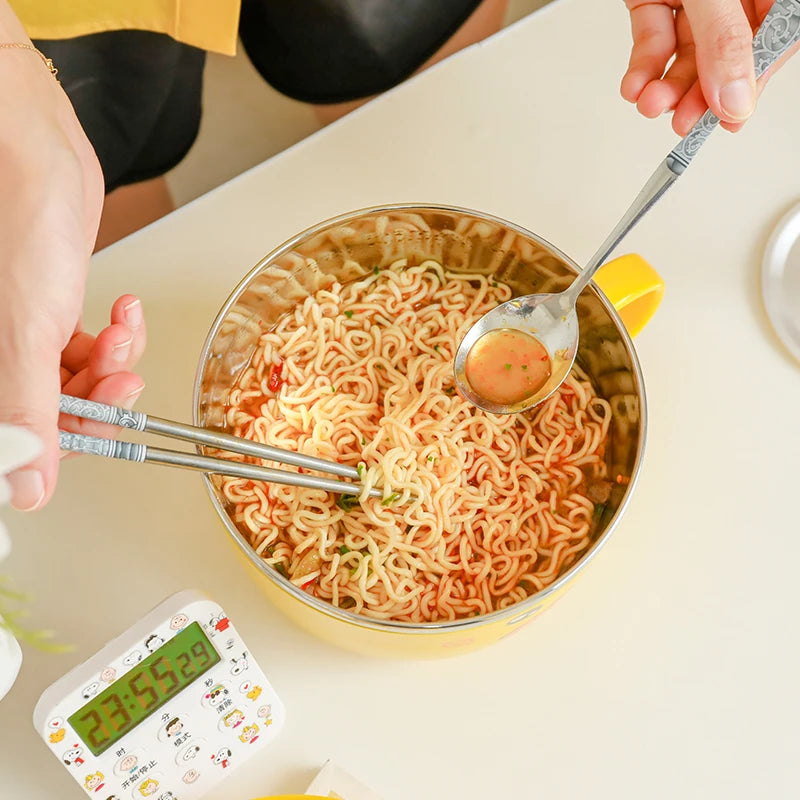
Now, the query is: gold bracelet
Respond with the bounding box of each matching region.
[0,42,59,82]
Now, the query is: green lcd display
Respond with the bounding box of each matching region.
[68,622,220,756]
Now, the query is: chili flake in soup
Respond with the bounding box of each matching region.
[464,328,551,406]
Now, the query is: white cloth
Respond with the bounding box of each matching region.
[0,425,42,702]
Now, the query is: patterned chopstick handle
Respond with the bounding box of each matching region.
[59,394,147,431]
[667,0,800,174]
[58,431,147,462]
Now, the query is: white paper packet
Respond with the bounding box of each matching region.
[306,760,384,800]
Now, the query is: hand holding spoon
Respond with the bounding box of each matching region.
[454,0,800,415]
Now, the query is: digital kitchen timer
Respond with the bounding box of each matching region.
[33,590,285,798]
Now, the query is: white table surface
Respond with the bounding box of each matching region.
[3,0,800,797]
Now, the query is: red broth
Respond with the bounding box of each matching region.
[464,328,551,406]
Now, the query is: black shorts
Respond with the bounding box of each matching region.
[34,0,482,192]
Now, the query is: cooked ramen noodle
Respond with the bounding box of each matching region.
[221,259,612,622]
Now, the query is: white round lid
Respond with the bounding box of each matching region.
[762,201,800,364]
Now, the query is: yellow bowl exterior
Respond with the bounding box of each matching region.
[231,539,566,657]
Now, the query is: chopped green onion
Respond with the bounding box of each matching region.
[336,495,360,512]
[434,345,440,352]
[373,266,380,275]
[331,386,336,393]
[504,363,512,371]
[361,436,366,445]
[381,492,401,506]
[492,280,498,287]
[592,503,607,525]
[274,563,288,579]
[444,387,455,395]
[344,310,354,319]
[521,365,528,371]
[339,544,351,555]
[356,463,365,478]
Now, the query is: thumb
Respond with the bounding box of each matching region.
[0,340,61,511]
[683,0,757,124]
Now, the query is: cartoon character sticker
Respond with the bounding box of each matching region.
[208,613,230,634]
[116,754,138,775]
[229,652,248,676]
[257,704,273,725]
[144,634,165,653]
[222,709,245,729]
[182,769,199,784]
[84,772,105,793]
[81,682,100,700]
[169,613,188,631]
[211,747,232,768]
[137,778,159,796]
[63,744,85,766]
[157,793,177,800]
[179,743,201,762]
[204,684,229,707]
[239,723,259,745]
[47,717,65,744]
[165,717,183,738]
[100,667,116,683]
[123,650,142,667]
[246,685,262,702]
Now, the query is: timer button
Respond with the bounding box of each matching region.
[200,681,230,710]
[130,772,164,798]
[113,750,146,777]
[217,707,247,732]
[175,738,205,765]
[157,715,191,743]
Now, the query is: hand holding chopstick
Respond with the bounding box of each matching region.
[59,394,379,498]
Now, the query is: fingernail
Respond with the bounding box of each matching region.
[122,385,145,410]
[719,79,755,121]
[112,337,133,362]
[123,299,143,329]
[8,469,45,511]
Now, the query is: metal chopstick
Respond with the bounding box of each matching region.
[59,394,359,480]
[58,430,381,498]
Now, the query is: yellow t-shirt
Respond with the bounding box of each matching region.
[11,0,241,55]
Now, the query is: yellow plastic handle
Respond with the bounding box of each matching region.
[592,253,664,337]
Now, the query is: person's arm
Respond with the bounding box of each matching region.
[0,1,146,510]
[621,0,799,134]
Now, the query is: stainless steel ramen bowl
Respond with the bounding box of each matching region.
[193,204,654,657]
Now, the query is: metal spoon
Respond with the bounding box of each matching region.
[455,0,800,415]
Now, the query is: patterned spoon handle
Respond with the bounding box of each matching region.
[666,0,800,174]
[571,0,800,291]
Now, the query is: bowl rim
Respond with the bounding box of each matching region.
[192,202,648,633]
